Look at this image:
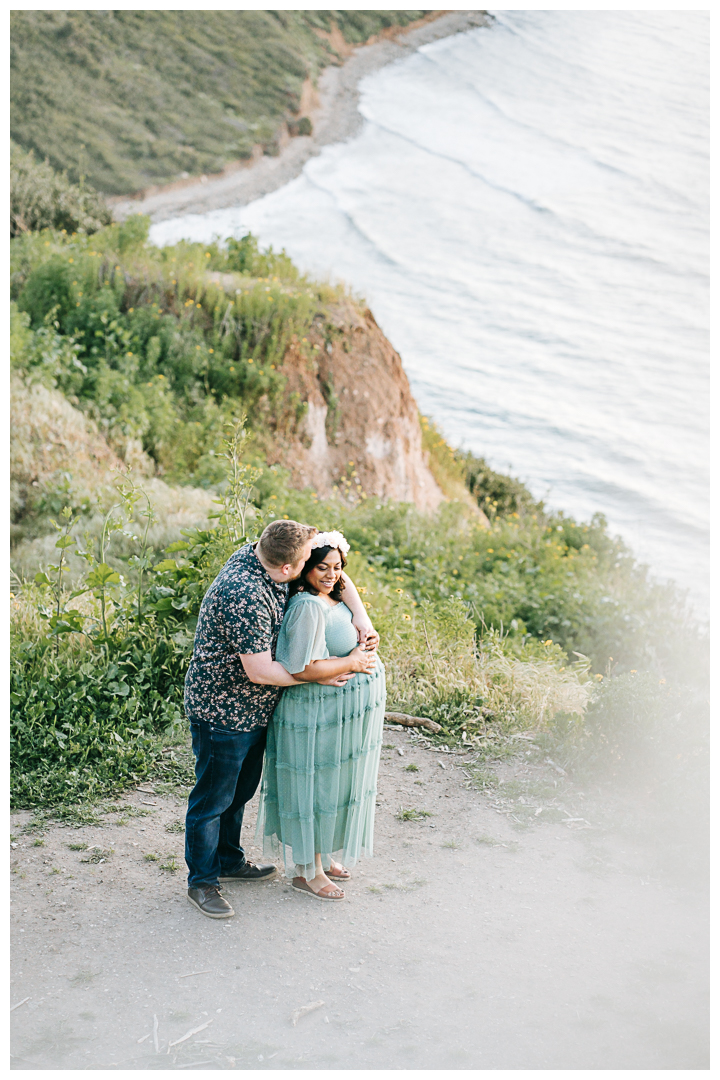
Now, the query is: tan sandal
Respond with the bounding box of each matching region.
[291,877,345,901]
[326,863,351,880]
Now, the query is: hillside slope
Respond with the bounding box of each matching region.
[10,9,428,195]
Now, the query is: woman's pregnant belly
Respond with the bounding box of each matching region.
[279,656,385,703]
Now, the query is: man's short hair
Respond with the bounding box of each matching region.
[257,520,317,567]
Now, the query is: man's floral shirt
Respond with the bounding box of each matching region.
[184,543,288,731]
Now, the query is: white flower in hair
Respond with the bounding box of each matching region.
[310,530,350,556]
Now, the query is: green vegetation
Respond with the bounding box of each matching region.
[10,222,706,810]
[11,142,112,237]
[11,219,340,496]
[11,10,429,194]
[396,807,432,822]
[81,847,112,864]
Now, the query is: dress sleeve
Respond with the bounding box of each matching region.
[275,598,329,674]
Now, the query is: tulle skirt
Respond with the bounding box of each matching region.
[256,664,385,879]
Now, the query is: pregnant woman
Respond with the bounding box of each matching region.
[257,531,385,901]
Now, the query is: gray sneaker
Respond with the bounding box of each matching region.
[187,885,234,919]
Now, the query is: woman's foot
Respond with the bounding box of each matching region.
[326,860,351,880]
[308,870,343,895]
[292,876,345,901]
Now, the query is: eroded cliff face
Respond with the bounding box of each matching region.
[267,300,444,512]
[11,295,445,534]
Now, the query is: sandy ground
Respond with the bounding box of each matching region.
[109,11,491,225]
[10,726,708,1070]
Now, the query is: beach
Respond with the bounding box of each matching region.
[109,10,490,224]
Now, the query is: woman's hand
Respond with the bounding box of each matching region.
[349,645,378,674]
[352,614,379,651]
[359,626,380,652]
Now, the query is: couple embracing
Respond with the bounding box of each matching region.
[183,519,385,917]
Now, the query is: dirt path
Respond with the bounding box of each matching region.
[10,727,708,1070]
[109,11,490,226]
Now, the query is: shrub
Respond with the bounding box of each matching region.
[11,224,333,485]
[460,450,540,519]
[10,633,187,806]
[9,419,258,807]
[288,117,313,137]
[10,143,112,237]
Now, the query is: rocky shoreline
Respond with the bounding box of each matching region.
[110,10,491,225]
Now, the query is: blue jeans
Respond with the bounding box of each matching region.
[185,722,267,888]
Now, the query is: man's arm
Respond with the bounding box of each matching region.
[292,646,376,683]
[240,651,300,686]
[341,572,379,649]
[240,651,355,687]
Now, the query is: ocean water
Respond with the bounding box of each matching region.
[151,11,709,612]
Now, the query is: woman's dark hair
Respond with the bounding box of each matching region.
[290,545,346,600]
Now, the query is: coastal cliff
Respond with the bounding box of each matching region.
[10,288,443,547]
[265,299,443,511]
[10,222,447,560]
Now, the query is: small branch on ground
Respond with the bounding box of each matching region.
[385,712,441,734]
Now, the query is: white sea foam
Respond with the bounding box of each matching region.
[151,11,709,611]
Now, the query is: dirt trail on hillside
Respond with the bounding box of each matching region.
[109,11,491,226]
[10,728,708,1070]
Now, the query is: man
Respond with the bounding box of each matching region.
[183,519,378,918]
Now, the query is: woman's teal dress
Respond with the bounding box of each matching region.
[256,592,385,879]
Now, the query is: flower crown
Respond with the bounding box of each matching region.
[310,530,350,556]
